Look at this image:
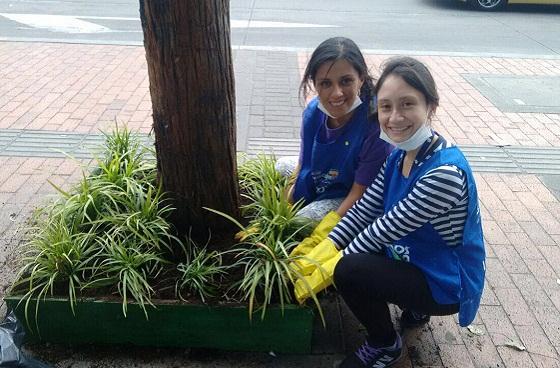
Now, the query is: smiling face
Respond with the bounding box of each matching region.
[314,59,364,127]
[377,74,434,143]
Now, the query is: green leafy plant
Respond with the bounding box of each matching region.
[14,214,99,328]
[206,207,325,324]
[84,235,166,318]
[237,154,313,240]
[175,237,227,303]
[234,234,301,319]
[206,154,323,321]
[11,125,181,326]
[12,129,322,332]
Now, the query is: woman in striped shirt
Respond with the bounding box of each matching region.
[292,57,485,368]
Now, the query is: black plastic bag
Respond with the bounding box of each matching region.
[0,310,53,368]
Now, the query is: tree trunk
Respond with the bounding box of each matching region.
[139,0,240,237]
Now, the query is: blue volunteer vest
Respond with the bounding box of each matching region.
[293,97,370,204]
[383,145,485,326]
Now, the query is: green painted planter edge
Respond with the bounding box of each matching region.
[4,295,314,354]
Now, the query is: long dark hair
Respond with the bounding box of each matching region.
[300,37,376,115]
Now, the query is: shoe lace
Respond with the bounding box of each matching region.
[355,340,382,365]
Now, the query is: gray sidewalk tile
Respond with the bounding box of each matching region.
[439,344,476,368]
[515,324,558,358]
[492,245,530,274]
[511,273,557,330]
[485,258,516,289]
[429,316,463,345]
[531,305,560,348]
[494,287,537,327]
[459,325,505,368]
[497,346,537,368]
[480,281,500,307]
[478,305,519,346]
[517,221,557,246]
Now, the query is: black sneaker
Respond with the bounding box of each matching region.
[339,334,403,368]
[400,309,430,329]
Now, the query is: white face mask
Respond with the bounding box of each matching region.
[379,112,433,151]
[317,95,362,119]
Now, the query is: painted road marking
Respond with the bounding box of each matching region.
[0,13,111,33]
[230,20,338,28]
[0,13,338,33]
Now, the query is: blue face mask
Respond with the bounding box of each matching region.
[317,95,362,119]
[379,112,433,151]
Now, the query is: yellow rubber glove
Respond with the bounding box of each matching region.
[290,237,339,276]
[289,211,340,257]
[294,251,342,304]
[234,225,259,242]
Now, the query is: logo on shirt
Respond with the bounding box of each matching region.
[312,169,339,194]
[388,244,410,262]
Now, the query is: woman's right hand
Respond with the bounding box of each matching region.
[289,211,340,258]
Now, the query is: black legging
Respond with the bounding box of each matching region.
[333,253,459,346]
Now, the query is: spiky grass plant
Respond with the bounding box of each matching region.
[207,154,322,321]
[13,130,322,332]
[233,232,302,320]
[12,125,181,327]
[83,236,167,319]
[175,237,227,303]
[14,214,100,328]
[206,208,324,323]
[237,154,313,240]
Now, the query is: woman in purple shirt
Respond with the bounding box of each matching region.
[277,37,392,221]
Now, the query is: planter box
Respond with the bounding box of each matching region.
[3,296,314,353]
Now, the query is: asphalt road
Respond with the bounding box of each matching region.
[0,0,559,56]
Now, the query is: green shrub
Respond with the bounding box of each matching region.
[12,126,177,325]
[209,155,321,321]
[175,237,227,303]
[13,128,320,328]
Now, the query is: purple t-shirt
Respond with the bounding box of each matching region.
[299,115,393,187]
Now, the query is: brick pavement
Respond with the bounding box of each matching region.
[1,41,560,367]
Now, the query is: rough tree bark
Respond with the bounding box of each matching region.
[139,0,240,237]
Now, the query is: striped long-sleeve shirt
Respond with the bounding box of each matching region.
[329,136,468,255]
